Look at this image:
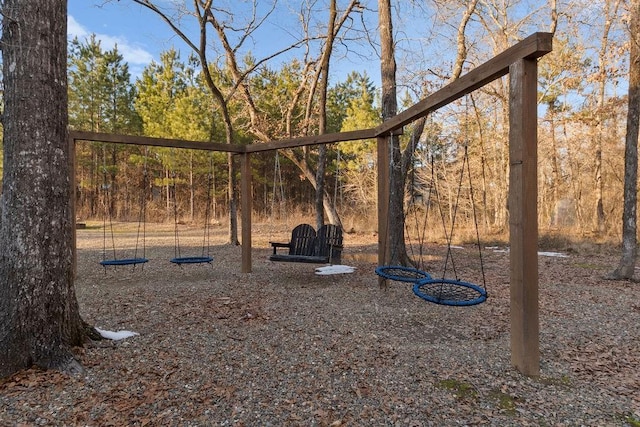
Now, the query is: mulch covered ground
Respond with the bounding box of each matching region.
[1,222,639,426]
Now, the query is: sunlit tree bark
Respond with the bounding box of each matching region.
[0,0,91,378]
[607,0,640,280]
[593,0,623,234]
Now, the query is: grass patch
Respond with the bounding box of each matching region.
[489,389,518,415]
[623,413,640,427]
[436,378,478,401]
[538,374,572,387]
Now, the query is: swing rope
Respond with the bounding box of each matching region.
[170,152,214,266]
[100,146,149,269]
[375,130,432,283]
[376,99,488,306]
[413,126,488,306]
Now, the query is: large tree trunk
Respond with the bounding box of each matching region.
[0,0,87,377]
[379,0,410,266]
[389,0,477,267]
[607,0,640,280]
[593,0,623,234]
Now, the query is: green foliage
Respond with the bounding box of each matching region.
[68,35,142,134]
[135,49,222,180]
[328,71,377,134]
[336,73,380,172]
[68,35,144,217]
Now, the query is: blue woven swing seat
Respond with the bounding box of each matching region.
[170,256,213,265]
[375,265,431,283]
[413,278,487,306]
[100,257,149,267]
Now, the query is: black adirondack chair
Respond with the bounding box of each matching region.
[269,223,343,264]
[315,224,343,264]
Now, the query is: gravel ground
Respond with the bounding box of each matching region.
[1,222,639,426]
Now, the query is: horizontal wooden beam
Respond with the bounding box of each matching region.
[70,128,378,154]
[375,32,553,136]
[244,128,377,153]
[69,131,244,153]
[70,33,552,152]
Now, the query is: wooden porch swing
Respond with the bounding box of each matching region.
[269,223,343,264]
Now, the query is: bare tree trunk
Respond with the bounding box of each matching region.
[396,0,477,265]
[134,1,360,235]
[607,0,640,280]
[0,0,88,378]
[314,1,337,230]
[133,0,240,244]
[283,148,342,226]
[305,0,357,231]
[594,0,623,234]
[379,0,409,267]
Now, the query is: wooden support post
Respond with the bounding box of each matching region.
[69,135,77,278]
[509,58,540,376]
[241,153,252,273]
[377,136,391,287]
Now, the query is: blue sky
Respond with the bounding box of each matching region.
[68,1,170,79]
[67,0,381,85]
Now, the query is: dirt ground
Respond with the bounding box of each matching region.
[1,221,639,426]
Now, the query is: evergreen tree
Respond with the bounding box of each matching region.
[68,35,141,134]
[328,71,377,133]
[68,35,143,219]
[335,74,381,213]
[135,50,219,221]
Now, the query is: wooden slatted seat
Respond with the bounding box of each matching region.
[315,224,343,264]
[269,223,343,264]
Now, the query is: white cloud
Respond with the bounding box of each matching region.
[67,15,155,66]
[67,15,88,39]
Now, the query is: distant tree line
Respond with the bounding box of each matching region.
[0,0,635,243]
[67,37,380,229]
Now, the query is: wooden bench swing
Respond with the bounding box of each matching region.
[269,223,343,264]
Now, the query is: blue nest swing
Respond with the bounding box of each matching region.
[170,256,213,265]
[413,278,487,307]
[100,257,149,267]
[375,265,431,283]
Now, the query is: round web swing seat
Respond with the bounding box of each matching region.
[170,256,213,265]
[375,265,432,283]
[413,278,487,306]
[100,257,149,267]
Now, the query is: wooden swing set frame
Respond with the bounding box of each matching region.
[70,32,552,376]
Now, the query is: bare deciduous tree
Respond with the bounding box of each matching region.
[607,0,640,280]
[381,0,478,267]
[130,0,360,231]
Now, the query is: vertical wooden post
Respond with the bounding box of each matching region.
[509,58,540,376]
[69,135,77,278]
[377,135,391,287]
[241,152,252,273]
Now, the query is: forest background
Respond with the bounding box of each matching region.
[0,0,634,245]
